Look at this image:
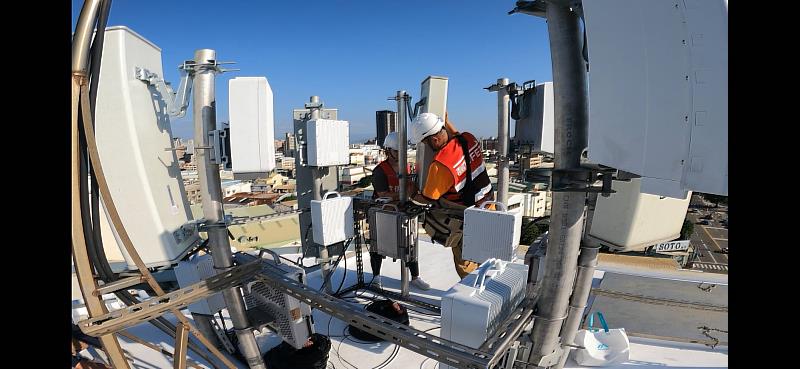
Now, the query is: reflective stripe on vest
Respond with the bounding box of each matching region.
[432,132,493,205]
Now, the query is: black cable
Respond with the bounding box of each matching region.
[319,249,346,292]
[88,0,112,119]
[319,237,354,292]
[298,223,313,266]
[182,238,210,261]
[334,246,348,295]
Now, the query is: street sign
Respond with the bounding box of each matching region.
[654,240,690,253]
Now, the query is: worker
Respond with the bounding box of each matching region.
[370,131,430,290]
[410,112,494,279]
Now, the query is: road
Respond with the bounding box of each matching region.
[686,209,728,274]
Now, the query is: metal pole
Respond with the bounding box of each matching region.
[192,49,267,369]
[496,78,510,206]
[71,0,102,73]
[554,246,599,368]
[72,2,131,367]
[396,90,410,297]
[397,91,408,205]
[526,2,589,367]
[555,192,600,369]
[308,95,333,294]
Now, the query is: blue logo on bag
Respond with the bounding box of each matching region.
[597,343,609,350]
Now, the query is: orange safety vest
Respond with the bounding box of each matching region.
[373,161,410,199]
[432,132,493,206]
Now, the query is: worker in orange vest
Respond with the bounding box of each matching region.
[410,113,494,279]
[369,131,430,290]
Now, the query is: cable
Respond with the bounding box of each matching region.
[319,237,355,292]
[334,246,348,295]
[299,223,313,265]
[333,325,361,369]
[319,249,346,292]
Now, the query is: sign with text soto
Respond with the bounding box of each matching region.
[654,240,690,253]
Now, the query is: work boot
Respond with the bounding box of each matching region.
[410,277,430,290]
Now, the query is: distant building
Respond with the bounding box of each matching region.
[273,183,296,194]
[184,182,202,205]
[482,137,498,151]
[280,156,295,171]
[341,166,366,185]
[223,192,281,206]
[251,183,271,193]
[283,132,296,157]
[349,149,365,166]
[375,110,397,147]
[221,180,252,197]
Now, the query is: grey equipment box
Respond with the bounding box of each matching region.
[240,250,314,350]
[367,203,419,262]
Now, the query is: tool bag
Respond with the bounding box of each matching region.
[263,333,331,369]
[572,311,631,366]
[348,299,410,342]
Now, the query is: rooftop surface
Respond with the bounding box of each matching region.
[72,237,728,368]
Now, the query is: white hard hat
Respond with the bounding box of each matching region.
[383,131,399,151]
[410,113,444,144]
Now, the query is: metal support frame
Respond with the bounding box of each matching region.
[519,1,591,367]
[135,66,194,118]
[77,261,261,337]
[72,1,131,367]
[174,323,190,369]
[253,265,534,369]
[94,275,146,296]
[485,78,511,206]
[335,199,440,313]
[387,90,413,297]
[305,95,334,295]
[76,64,238,369]
[550,164,616,197]
[117,331,205,369]
[191,48,266,369]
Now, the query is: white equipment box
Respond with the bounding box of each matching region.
[311,191,354,246]
[587,178,691,252]
[306,119,350,167]
[174,255,226,315]
[463,201,523,264]
[228,77,276,179]
[513,82,554,153]
[583,0,728,198]
[94,26,199,270]
[441,258,528,368]
[242,252,314,350]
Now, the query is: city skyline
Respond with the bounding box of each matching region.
[71,0,553,141]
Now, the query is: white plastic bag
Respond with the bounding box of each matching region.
[572,311,630,366]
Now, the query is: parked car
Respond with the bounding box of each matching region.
[697,220,710,225]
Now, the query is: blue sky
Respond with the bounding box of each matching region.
[72,0,552,142]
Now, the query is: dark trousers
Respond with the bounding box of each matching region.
[369,252,419,278]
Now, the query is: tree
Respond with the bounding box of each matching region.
[535,222,550,235]
[357,175,373,188]
[520,220,542,245]
[701,193,728,206]
[680,218,694,240]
